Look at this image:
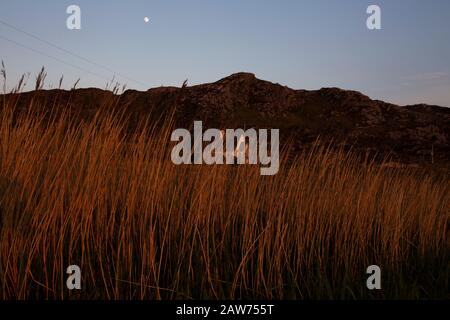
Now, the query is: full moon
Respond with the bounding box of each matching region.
[144,17,150,23]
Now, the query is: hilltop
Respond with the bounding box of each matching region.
[2,72,450,166]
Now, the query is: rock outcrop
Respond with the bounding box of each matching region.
[2,72,449,166]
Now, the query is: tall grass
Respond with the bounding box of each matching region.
[0,91,448,300]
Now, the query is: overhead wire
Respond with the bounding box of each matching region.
[0,18,148,88]
[0,33,115,83]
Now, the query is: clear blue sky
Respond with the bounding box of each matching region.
[1,0,449,106]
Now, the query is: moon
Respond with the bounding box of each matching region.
[144,17,150,23]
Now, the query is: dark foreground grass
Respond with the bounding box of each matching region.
[0,93,449,300]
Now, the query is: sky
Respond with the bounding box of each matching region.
[0,0,449,106]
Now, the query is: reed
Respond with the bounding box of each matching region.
[0,79,448,300]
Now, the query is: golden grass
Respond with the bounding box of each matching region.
[0,95,449,300]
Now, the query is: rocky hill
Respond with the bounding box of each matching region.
[2,72,450,166]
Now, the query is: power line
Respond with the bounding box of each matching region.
[0,18,148,87]
[0,33,114,83]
